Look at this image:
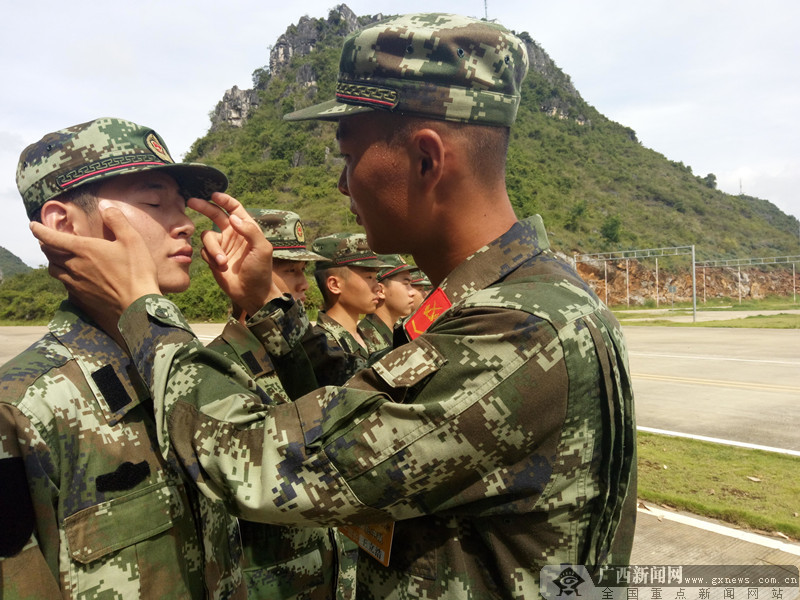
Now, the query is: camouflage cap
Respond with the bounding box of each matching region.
[410,269,432,287]
[16,117,228,219]
[284,13,529,127]
[312,233,392,270]
[376,254,416,282]
[247,208,326,261]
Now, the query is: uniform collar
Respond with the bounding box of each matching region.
[402,216,549,340]
[438,215,549,304]
[316,311,370,357]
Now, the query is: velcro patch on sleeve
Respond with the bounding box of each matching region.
[0,457,36,557]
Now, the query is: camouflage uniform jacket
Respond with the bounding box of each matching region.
[206,319,357,600]
[118,215,637,600]
[0,301,244,599]
[357,313,393,351]
[304,311,386,386]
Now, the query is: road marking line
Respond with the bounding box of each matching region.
[637,502,800,556]
[630,351,800,366]
[638,426,800,457]
[633,372,800,393]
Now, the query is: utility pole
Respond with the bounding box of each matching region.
[484,0,488,20]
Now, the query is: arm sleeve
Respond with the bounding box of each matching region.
[119,295,571,528]
[0,405,62,599]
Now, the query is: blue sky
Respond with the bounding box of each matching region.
[3,0,798,267]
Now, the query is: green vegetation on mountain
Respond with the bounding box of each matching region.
[0,247,32,281]
[1,7,798,322]
[185,9,799,260]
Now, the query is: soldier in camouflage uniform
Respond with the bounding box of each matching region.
[359,255,416,347]
[209,209,358,600]
[32,13,637,599]
[308,233,391,384]
[408,269,431,311]
[0,118,244,599]
[249,209,326,305]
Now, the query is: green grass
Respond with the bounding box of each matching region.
[615,295,799,313]
[614,294,800,328]
[638,432,800,539]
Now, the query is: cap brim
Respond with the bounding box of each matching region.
[273,249,327,262]
[379,264,416,281]
[349,258,394,269]
[157,163,228,199]
[283,99,376,122]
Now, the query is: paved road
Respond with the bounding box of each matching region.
[624,326,800,451]
[4,319,798,450]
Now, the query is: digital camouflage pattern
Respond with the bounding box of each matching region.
[0,301,244,599]
[247,208,327,262]
[205,319,357,600]
[358,312,394,348]
[376,254,415,283]
[284,13,529,127]
[117,215,637,599]
[312,233,391,270]
[409,268,432,289]
[308,311,389,386]
[16,117,227,218]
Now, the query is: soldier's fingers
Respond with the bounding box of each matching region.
[199,230,229,269]
[30,222,80,253]
[97,205,142,246]
[38,244,74,268]
[46,262,80,291]
[187,197,230,232]
[208,192,248,220]
[229,213,272,254]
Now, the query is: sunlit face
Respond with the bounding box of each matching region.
[409,284,426,311]
[337,266,382,315]
[382,272,416,319]
[273,258,309,302]
[336,113,413,253]
[90,171,195,294]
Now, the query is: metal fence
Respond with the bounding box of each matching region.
[574,247,800,322]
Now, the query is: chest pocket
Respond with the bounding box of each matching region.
[63,481,200,598]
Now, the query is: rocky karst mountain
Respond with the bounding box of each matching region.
[3,5,796,313]
[193,4,798,305]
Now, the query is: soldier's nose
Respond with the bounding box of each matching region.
[338,169,350,196]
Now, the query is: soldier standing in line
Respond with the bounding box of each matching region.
[0,118,244,599]
[359,254,417,348]
[32,13,637,598]
[407,268,431,312]
[207,208,358,599]
[247,209,325,305]
[306,233,390,384]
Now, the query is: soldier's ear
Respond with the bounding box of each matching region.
[410,128,445,191]
[326,273,343,296]
[39,200,76,233]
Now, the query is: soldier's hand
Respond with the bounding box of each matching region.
[30,204,160,315]
[189,193,287,316]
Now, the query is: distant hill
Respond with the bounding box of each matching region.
[0,246,32,281]
[187,4,800,261]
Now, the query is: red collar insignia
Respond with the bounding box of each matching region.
[404,287,451,340]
